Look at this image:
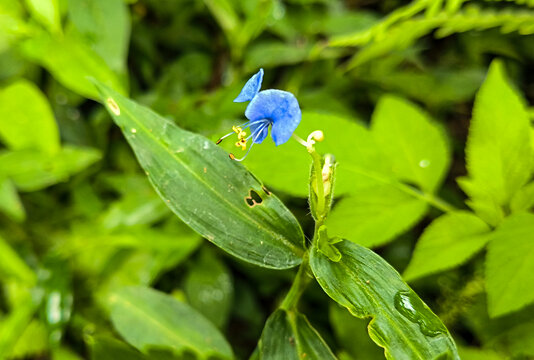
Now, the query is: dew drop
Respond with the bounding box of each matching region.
[419,159,430,168]
[130,128,137,134]
[394,290,446,337]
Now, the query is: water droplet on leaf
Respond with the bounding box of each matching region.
[419,159,430,168]
[394,290,446,337]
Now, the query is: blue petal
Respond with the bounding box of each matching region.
[233,68,264,103]
[245,89,301,146]
[249,121,270,144]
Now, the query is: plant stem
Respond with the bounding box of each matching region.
[397,182,456,213]
[309,148,325,218]
[280,252,312,311]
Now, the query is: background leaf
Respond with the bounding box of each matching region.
[20,31,126,99]
[184,249,234,329]
[459,60,533,226]
[0,146,101,191]
[486,212,534,317]
[94,80,305,269]
[109,286,233,359]
[67,0,130,74]
[0,235,35,284]
[310,240,459,359]
[0,79,60,155]
[24,0,61,34]
[0,177,25,221]
[371,95,450,193]
[404,211,491,281]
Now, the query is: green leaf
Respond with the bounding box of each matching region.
[0,293,37,358]
[90,336,147,360]
[94,225,201,302]
[486,212,534,317]
[0,235,35,284]
[99,174,171,229]
[20,31,125,99]
[24,0,61,34]
[457,347,503,360]
[404,211,491,281]
[203,0,239,41]
[510,181,534,213]
[109,286,233,359]
[310,240,459,360]
[244,42,313,72]
[460,60,533,225]
[67,0,130,73]
[9,320,49,359]
[327,184,428,248]
[371,95,450,193]
[184,249,233,328]
[258,309,337,360]
[93,80,304,269]
[0,146,102,192]
[0,177,25,222]
[364,68,485,108]
[0,80,60,154]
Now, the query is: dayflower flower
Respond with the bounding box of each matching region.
[217,68,302,161]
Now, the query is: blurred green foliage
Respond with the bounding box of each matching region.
[1,0,534,359]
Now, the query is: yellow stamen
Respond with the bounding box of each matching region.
[235,138,247,150]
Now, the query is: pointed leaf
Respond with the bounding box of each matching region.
[0,177,25,222]
[404,211,491,281]
[109,286,233,359]
[0,80,59,155]
[461,60,533,224]
[258,309,337,360]
[327,184,428,248]
[310,240,459,360]
[371,95,450,193]
[20,31,125,99]
[93,80,305,269]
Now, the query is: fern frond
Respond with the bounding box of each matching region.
[330,0,437,47]
[437,6,534,37]
[482,0,534,8]
[343,6,534,69]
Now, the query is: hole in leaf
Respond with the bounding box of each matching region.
[262,186,271,195]
[245,189,263,208]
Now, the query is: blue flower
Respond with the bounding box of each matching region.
[217,68,302,161]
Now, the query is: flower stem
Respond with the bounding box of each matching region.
[309,147,326,218]
[280,252,312,311]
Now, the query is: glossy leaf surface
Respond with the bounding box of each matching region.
[310,240,459,359]
[258,309,337,360]
[94,80,305,269]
